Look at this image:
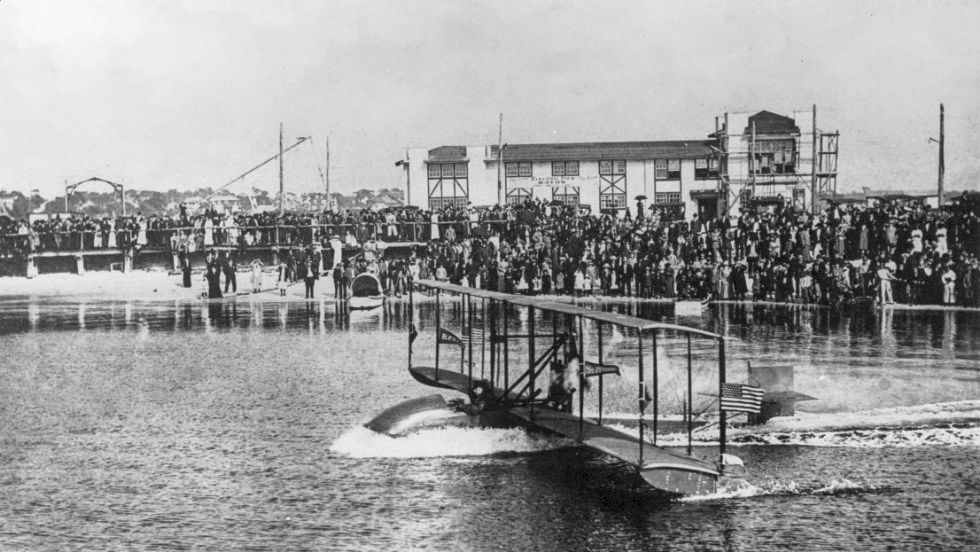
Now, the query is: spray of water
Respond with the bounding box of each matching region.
[681,478,880,502]
[331,426,575,459]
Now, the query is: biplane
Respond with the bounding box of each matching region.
[366,279,749,497]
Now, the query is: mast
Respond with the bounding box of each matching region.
[325,136,331,211]
[496,113,504,206]
[810,104,818,215]
[938,103,945,206]
[279,123,285,216]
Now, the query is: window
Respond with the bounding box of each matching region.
[655,192,681,204]
[751,139,796,175]
[506,162,532,177]
[428,163,469,209]
[695,158,720,180]
[599,194,627,209]
[552,187,580,206]
[599,160,626,175]
[429,197,469,210]
[551,161,579,177]
[654,159,668,179]
[599,159,627,209]
[667,159,681,180]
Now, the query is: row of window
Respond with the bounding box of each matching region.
[492,159,719,179]
[750,153,796,175]
[444,189,804,211]
[428,163,468,179]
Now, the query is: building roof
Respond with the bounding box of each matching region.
[428,145,468,162]
[745,110,800,135]
[486,140,714,162]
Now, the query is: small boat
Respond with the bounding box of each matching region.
[348,273,385,310]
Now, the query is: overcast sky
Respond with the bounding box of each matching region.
[1,0,978,198]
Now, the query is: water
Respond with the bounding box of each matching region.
[0,296,977,551]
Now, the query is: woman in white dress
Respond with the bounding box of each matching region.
[204,217,214,247]
[911,228,923,254]
[430,212,440,240]
[935,226,948,256]
[137,217,148,246]
[250,259,264,293]
[573,267,586,297]
[107,218,117,248]
[942,265,956,304]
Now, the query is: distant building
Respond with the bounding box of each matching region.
[0,191,18,217]
[821,187,957,209]
[399,108,837,220]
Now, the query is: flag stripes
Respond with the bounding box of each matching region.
[720,383,764,414]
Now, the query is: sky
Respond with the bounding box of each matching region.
[1,0,978,198]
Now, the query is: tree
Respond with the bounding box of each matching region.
[353,188,375,204]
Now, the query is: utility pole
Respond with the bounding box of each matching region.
[278,123,285,216]
[938,103,945,206]
[325,136,331,211]
[810,104,818,215]
[496,113,504,206]
[721,112,729,217]
[405,150,411,206]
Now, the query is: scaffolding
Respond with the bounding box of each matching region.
[716,105,838,217]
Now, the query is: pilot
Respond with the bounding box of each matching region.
[547,358,574,412]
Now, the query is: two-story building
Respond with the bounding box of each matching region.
[398,109,836,220]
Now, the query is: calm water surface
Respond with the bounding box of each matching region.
[0,296,977,551]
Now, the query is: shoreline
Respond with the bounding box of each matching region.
[1,271,978,312]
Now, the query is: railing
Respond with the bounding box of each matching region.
[0,220,516,254]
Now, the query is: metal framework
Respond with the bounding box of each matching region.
[815,131,840,201]
[716,107,839,217]
[408,279,733,495]
[65,177,126,215]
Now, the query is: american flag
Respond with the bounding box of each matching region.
[720,383,764,414]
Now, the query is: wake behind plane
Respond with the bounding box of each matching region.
[366,279,807,497]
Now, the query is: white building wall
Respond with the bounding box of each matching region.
[405,147,428,209]
[466,146,496,206]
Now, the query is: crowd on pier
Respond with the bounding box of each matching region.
[412,199,979,308]
[2,196,978,307]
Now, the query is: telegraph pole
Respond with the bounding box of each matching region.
[938,103,945,206]
[810,104,818,215]
[278,123,285,216]
[325,136,331,211]
[496,113,504,206]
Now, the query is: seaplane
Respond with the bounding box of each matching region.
[366,279,799,497]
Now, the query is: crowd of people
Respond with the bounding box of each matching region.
[2,195,978,308]
[0,202,473,256]
[410,198,979,308]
